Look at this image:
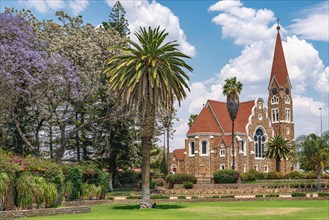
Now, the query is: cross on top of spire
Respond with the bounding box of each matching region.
[276,18,280,31]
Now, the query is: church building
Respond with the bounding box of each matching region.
[171,25,295,181]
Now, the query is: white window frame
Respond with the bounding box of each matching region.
[285,108,291,122]
[254,128,266,159]
[241,140,246,156]
[264,165,269,173]
[200,139,209,156]
[189,140,195,157]
[219,149,226,157]
[271,95,279,104]
[285,96,290,104]
[272,108,279,123]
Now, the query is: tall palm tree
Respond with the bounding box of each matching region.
[104,26,192,208]
[265,135,292,172]
[299,133,329,191]
[223,77,242,170]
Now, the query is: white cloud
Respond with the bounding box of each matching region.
[18,0,88,15]
[68,0,89,15]
[289,2,329,42]
[316,67,329,93]
[209,0,276,45]
[106,0,196,57]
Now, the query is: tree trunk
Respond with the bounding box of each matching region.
[166,126,170,173]
[49,125,53,159]
[276,157,281,172]
[317,170,322,192]
[55,124,66,162]
[75,112,80,161]
[232,121,235,170]
[139,104,155,209]
[108,172,114,192]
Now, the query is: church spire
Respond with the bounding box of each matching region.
[269,22,290,88]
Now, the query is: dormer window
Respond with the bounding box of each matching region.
[271,95,279,104]
[285,96,290,104]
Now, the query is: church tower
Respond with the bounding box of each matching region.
[267,24,294,143]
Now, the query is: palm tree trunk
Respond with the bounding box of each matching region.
[232,121,235,170]
[139,104,155,209]
[276,157,281,172]
[317,169,322,192]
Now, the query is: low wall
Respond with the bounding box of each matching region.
[0,206,90,219]
[63,199,113,207]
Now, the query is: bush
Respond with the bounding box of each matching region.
[265,194,279,197]
[126,195,142,199]
[0,172,10,199]
[255,194,263,198]
[285,171,303,179]
[213,170,239,184]
[177,195,186,199]
[191,196,199,199]
[68,167,83,200]
[106,196,114,200]
[150,195,169,199]
[221,195,235,198]
[150,181,157,189]
[318,192,329,197]
[63,181,73,200]
[16,172,34,209]
[211,195,220,198]
[183,181,194,189]
[166,174,197,184]
[291,192,306,197]
[303,172,317,179]
[265,171,283,179]
[97,172,109,199]
[118,170,140,184]
[241,170,264,182]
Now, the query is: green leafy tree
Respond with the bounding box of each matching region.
[265,135,292,172]
[102,1,129,37]
[105,26,192,208]
[188,114,198,128]
[223,77,243,170]
[299,133,329,191]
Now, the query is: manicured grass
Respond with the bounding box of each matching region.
[23,200,329,220]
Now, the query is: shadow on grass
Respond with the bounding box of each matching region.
[112,204,185,210]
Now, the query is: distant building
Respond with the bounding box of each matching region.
[170,25,295,181]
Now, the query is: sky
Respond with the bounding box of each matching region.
[1,0,328,151]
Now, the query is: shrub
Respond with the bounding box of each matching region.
[118,170,140,184]
[291,192,306,197]
[321,173,329,179]
[265,194,279,197]
[177,195,186,199]
[191,196,199,199]
[166,174,197,184]
[16,172,34,209]
[318,192,329,197]
[97,172,109,199]
[126,195,142,199]
[183,181,194,189]
[221,195,235,198]
[44,183,58,207]
[255,194,263,198]
[265,171,283,179]
[63,181,73,200]
[303,172,317,179]
[285,171,303,179]
[106,196,114,200]
[213,170,239,184]
[150,195,169,199]
[241,170,264,182]
[211,195,220,198]
[150,181,157,189]
[0,172,10,199]
[68,167,83,200]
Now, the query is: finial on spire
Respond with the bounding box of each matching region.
[276,18,280,31]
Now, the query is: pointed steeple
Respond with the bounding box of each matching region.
[269,24,290,88]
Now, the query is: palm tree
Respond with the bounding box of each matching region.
[265,135,292,172]
[299,133,329,191]
[223,77,243,170]
[104,26,192,208]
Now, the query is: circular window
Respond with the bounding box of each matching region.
[258,113,262,120]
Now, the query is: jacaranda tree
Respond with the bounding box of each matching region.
[105,26,192,208]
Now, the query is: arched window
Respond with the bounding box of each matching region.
[200,140,208,155]
[190,141,195,156]
[254,128,266,159]
[241,140,246,156]
[271,95,279,104]
[285,96,290,104]
[172,164,177,173]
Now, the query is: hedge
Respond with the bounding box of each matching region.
[213,170,239,184]
[291,192,306,197]
[265,194,279,197]
[221,195,235,198]
[318,192,329,197]
[177,195,186,199]
[150,195,169,199]
[166,174,197,184]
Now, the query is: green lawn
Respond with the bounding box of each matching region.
[24,200,329,220]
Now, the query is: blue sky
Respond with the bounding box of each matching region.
[1,0,328,150]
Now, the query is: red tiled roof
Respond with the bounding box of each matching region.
[173,149,185,160]
[269,30,290,88]
[213,136,232,148]
[187,106,222,134]
[208,100,254,133]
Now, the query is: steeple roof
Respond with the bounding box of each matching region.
[269,26,290,88]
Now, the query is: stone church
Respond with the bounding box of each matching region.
[170,25,294,180]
